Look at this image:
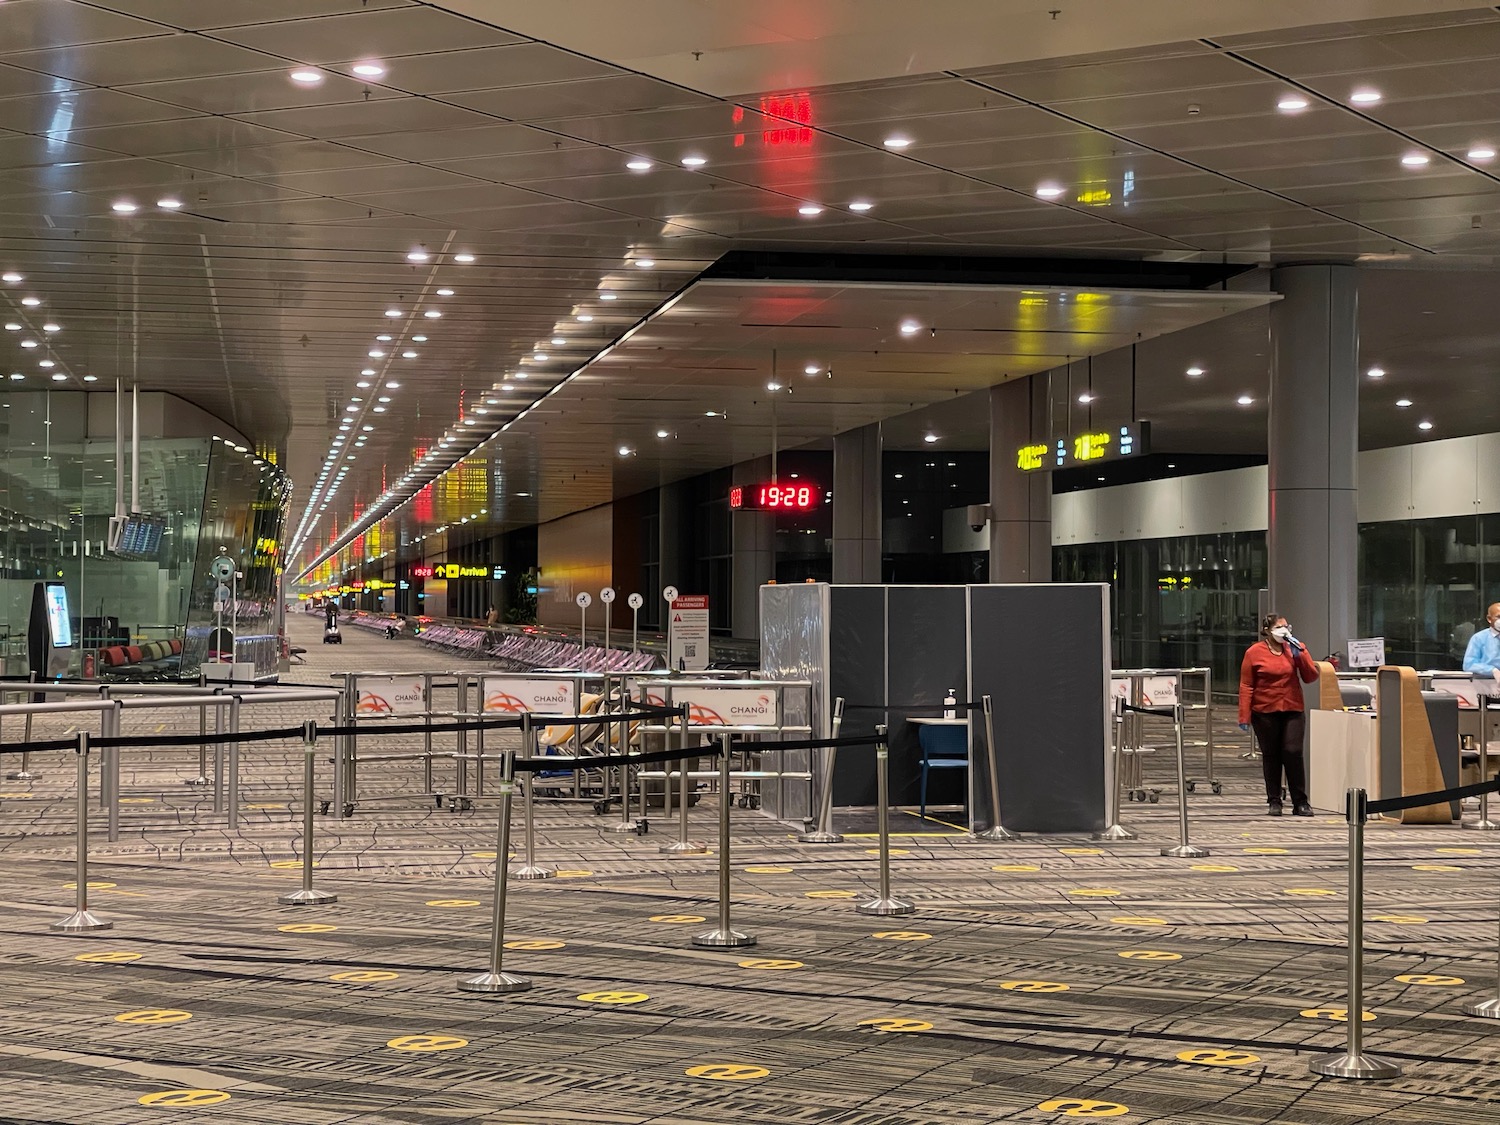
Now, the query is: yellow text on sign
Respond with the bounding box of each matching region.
[1037,1098,1130,1118]
[139,1090,229,1108]
[115,1010,192,1025]
[1176,1048,1260,1067]
[387,1035,468,1052]
[685,1063,770,1081]
[331,970,399,983]
[1001,980,1070,993]
[858,1017,933,1032]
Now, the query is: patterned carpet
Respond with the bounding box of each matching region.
[0,616,1495,1124]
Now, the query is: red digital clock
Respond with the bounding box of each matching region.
[729,483,823,511]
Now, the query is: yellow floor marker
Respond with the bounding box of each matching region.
[139,1090,229,1108]
[871,931,931,942]
[1412,864,1462,873]
[1000,980,1070,993]
[76,951,141,964]
[744,865,793,874]
[738,958,803,970]
[63,881,115,890]
[0,792,33,799]
[1059,847,1103,856]
[330,970,399,983]
[1118,950,1182,961]
[685,1063,770,1081]
[993,864,1041,872]
[1284,887,1335,896]
[119,797,155,804]
[805,890,856,899]
[1067,888,1121,897]
[648,914,705,924]
[1395,973,1464,986]
[505,939,565,951]
[554,870,594,878]
[1370,913,1428,924]
[1176,1048,1260,1067]
[1436,847,1481,855]
[246,803,287,810]
[1111,916,1167,926]
[1243,846,1289,855]
[387,1034,468,1052]
[579,990,649,1004]
[115,1010,192,1025]
[1037,1098,1129,1117]
[1190,864,1238,873]
[270,859,314,869]
[278,923,337,934]
[858,1017,933,1032]
[425,899,480,908]
[864,847,911,856]
[1301,1007,1376,1022]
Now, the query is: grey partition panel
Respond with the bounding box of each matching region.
[829,585,886,806]
[970,584,1108,833]
[1422,692,1461,819]
[1376,668,1402,801]
[758,582,828,823]
[886,586,969,808]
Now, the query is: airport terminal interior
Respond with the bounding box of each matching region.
[4,1,1500,1121]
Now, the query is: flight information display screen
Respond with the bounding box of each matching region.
[1016,422,1149,471]
[115,514,167,560]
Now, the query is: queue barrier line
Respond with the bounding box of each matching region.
[1366,777,1500,816]
[842,700,984,713]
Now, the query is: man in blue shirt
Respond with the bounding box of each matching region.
[1462,603,1500,680]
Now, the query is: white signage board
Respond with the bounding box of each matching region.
[1139,676,1179,707]
[1110,677,1129,702]
[480,676,575,715]
[356,674,427,717]
[668,595,710,671]
[674,686,777,728]
[1429,679,1481,708]
[1347,637,1386,669]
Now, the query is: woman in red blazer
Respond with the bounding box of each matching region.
[1238,612,1319,816]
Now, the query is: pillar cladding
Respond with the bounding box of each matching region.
[988,378,1051,582]
[731,457,774,640]
[832,423,882,583]
[1268,263,1358,661]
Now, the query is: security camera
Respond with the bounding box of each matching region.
[966,503,991,533]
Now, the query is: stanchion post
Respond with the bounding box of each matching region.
[212,687,225,814]
[1311,788,1401,1078]
[280,720,337,907]
[661,703,707,855]
[52,731,111,933]
[7,671,41,781]
[458,749,530,994]
[610,687,640,833]
[183,671,209,786]
[512,713,554,880]
[799,696,845,843]
[227,693,242,830]
[857,724,913,917]
[976,694,1017,841]
[104,698,121,843]
[1202,669,1218,791]
[422,674,434,797]
[1095,700,1137,841]
[1467,701,1498,831]
[1161,703,1209,858]
[331,689,348,816]
[694,734,755,947]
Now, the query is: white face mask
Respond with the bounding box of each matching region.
[1271,626,1291,642]
[1491,620,1500,634]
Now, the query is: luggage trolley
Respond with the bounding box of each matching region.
[327,671,446,816]
[634,678,814,820]
[1109,670,1172,803]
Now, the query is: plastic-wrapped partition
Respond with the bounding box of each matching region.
[756,582,828,823]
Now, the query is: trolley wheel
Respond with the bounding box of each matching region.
[635,818,649,836]
[434,794,444,809]
[342,803,355,817]
[747,795,761,811]
[1186,780,1196,793]
[317,800,331,816]
[1147,791,1160,804]
[453,797,473,813]
[592,799,609,816]
[1211,781,1224,796]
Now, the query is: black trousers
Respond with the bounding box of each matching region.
[1251,710,1308,807]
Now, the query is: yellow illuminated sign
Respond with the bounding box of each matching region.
[1016,444,1048,471]
[1073,432,1112,461]
[442,564,490,579]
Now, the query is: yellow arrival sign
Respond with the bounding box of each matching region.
[387,1035,468,1052]
[685,1063,770,1081]
[115,1009,192,1025]
[138,1090,229,1108]
[579,991,649,1004]
[76,951,141,964]
[1037,1098,1129,1118]
[1000,980,1070,993]
[331,970,399,983]
[1176,1048,1260,1067]
[858,1017,933,1032]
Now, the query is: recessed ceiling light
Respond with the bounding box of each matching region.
[704,410,718,417]
[111,200,137,213]
[899,321,920,335]
[1035,183,1065,199]
[634,258,655,268]
[798,204,823,216]
[656,429,669,438]
[21,297,39,306]
[1277,94,1310,112]
[1236,394,1254,406]
[375,334,392,342]
[1468,146,1496,161]
[550,337,566,346]
[369,349,384,357]
[599,292,617,300]
[1077,393,1094,404]
[352,62,386,78]
[386,380,400,389]
[378,396,391,403]
[402,350,417,358]
[1396,398,1413,408]
[20,339,37,349]
[83,374,96,382]
[577,314,593,322]
[883,136,912,149]
[1400,152,1431,166]
[424,309,441,318]
[411,335,426,342]
[3,323,17,331]
[464,418,477,425]
[435,288,454,297]
[513,371,529,379]
[345,405,358,413]
[453,253,475,263]
[1366,366,1385,378]
[767,380,782,391]
[372,405,386,413]
[923,433,939,443]
[50,372,65,381]
[384,308,402,318]
[7,373,21,381]
[2,272,22,283]
[804,364,821,375]
[289,69,323,85]
[1186,366,1205,376]
[406,249,429,262]
[38,359,53,368]
[361,367,376,376]
[1350,88,1381,105]
[680,155,707,167]
[626,159,652,171]
[532,353,548,361]
[156,198,182,210]
[1418,420,1434,431]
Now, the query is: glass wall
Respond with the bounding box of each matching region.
[0,392,287,679]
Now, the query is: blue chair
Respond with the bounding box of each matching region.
[918,723,970,821]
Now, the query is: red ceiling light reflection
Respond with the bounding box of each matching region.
[760,93,813,146]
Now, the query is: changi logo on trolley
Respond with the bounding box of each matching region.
[687,694,774,726]
[484,689,571,712]
[357,693,395,715]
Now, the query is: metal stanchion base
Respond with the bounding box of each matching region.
[458,970,531,994]
[1093,824,1138,841]
[1309,1051,1401,1079]
[182,776,210,787]
[692,927,756,948]
[797,830,845,843]
[609,819,641,833]
[660,840,709,855]
[1463,819,1500,831]
[974,825,1018,841]
[1463,996,1500,1019]
[1238,751,1261,760]
[277,888,337,906]
[6,769,40,781]
[51,910,112,933]
[509,865,554,880]
[856,897,915,916]
[1161,844,1211,858]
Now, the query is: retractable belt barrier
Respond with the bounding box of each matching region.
[843,700,984,713]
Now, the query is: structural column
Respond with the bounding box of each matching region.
[988,378,1051,582]
[1268,263,1358,660]
[832,423,882,583]
[731,457,774,639]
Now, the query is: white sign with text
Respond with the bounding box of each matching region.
[674,686,777,728]
[356,675,427,717]
[668,595,710,671]
[480,676,576,715]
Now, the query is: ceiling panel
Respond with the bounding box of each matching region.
[206,7,524,61]
[0,0,168,53]
[87,1,416,31]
